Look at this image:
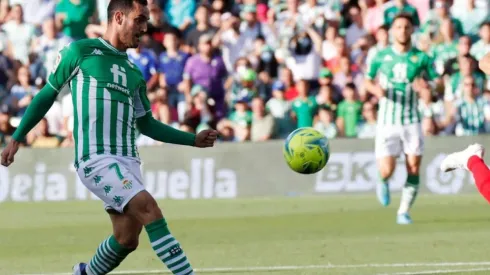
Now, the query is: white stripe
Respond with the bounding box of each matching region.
[93,254,111,271]
[88,76,98,156]
[76,71,84,162]
[103,239,119,259]
[163,252,186,265]
[116,102,124,156]
[98,38,123,55]
[175,265,193,275]
[150,234,173,248]
[21,261,490,275]
[378,97,386,125]
[170,259,190,273]
[387,88,394,125]
[100,240,117,262]
[403,85,410,124]
[126,104,134,157]
[155,240,178,255]
[103,88,112,154]
[46,80,59,92]
[378,267,490,275]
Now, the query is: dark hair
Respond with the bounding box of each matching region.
[344,82,357,91]
[107,0,148,22]
[480,21,490,29]
[392,13,414,26]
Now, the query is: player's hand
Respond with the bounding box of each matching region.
[1,140,20,167]
[194,129,219,148]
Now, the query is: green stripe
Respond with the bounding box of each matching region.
[94,253,110,270]
[110,98,118,155]
[89,261,102,275]
[71,78,79,162]
[91,256,105,274]
[408,87,414,124]
[401,89,406,125]
[174,263,192,274]
[168,256,187,269]
[82,76,90,159]
[96,87,105,154]
[122,104,129,156]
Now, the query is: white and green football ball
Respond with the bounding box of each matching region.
[283,127,330,174]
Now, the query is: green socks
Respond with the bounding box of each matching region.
[398,174,420,215]
[86,235,134,275]
[145,218,194,275]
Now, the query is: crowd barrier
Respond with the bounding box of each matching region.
[0,135,489,202]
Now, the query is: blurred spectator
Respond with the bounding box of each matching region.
[22,0,56,28]
[444,54,485,103]
[127,42,159,89]
[10,66,38,116]
[86,0,110,38]
[266,80,294,138]
[430,18,458,75]
[184,5,216,54]
[453,76,490,136]
[291,79,317,128]
[228,97,252,142]
[384,0,420,27]
[0,103,22,147]
[183,33,227,118]
[366,24,389,68]
[357,101,377,138]
[146,3,172,51]
[418,80,444,135]
[333,56,363,92]
[2,4,35,64]
[450,0,488,42]
[33,18,72,75]
[314,105,337,138]
[336,83,362,137]
[280,67,298,101]
[162,0,196,32]
[345,5,366,47]
[322,24,339,62]
[251,97,277,141]
[470,22,490,61]
[55,0,95,41]
[316,84,338,111]
[421,0,463,39]
[286,26,323,83]
[362,0,393,35]
[443,35,478,77]
[213,13,246,73]
[158,28,189,121]
[28,117,61,148]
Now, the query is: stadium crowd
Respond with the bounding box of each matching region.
[0,0,488,147]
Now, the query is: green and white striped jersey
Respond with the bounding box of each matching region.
[470,40,490,61]
[454,97,490,136]
[47,38,151,167]
[366,46,439,126]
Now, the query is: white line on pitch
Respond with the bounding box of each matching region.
[18,261,490,275]
[379,267,490,275]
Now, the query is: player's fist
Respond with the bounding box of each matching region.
[194,129,219,148]
[1,140,20,167]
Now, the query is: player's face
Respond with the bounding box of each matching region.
[392,18,413,46]
[120,2,149,49]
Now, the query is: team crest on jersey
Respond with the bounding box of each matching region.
[122,179,133,190]
[410,55,418,63]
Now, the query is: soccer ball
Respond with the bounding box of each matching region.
[283,127,330,174]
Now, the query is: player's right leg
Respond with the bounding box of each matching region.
[440,144,490,202]
[375,126,402,206]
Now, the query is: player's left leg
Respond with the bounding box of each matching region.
[397,123,424,225]
[74,213,142,275]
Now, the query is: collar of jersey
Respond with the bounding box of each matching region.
[98,38,127,56]
[390,45,413,56]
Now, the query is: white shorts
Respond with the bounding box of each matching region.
[77,155,146,213]
[375,123,424,158]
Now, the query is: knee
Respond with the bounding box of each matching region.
[127,192,163,225]
[114,232,140,251]
[378,163,395,179]
[406,164,420,175]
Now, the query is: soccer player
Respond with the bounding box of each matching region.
[364,13,439,225]
[0,1,218,275]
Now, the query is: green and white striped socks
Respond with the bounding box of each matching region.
[86,235,134,275]
[398,174,420,215]
[145,218,194,275]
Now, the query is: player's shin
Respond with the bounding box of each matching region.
[145,218,194,275]
[397,174,419,214]
[85,235,134,275]
[468,156,490,203]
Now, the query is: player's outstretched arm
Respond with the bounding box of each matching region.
[136,113,218,147]
[479,53,490,75]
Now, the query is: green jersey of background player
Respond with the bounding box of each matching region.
[364,13,440,225]
[0,1,218,275]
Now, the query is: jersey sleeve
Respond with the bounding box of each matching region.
[133,83,152,118]
[47,43,82,93]
[423,53,439,81]
[365,51,382,80]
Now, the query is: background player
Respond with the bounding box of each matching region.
[480,52,490,75]
[364,13,439,225]
[0,1,218,275]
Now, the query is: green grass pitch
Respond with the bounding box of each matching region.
[2,194,490,275]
